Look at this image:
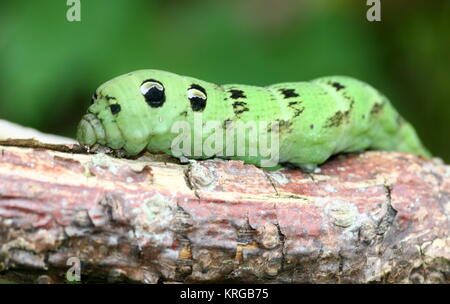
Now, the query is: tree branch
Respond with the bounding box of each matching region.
[0,122,448,283]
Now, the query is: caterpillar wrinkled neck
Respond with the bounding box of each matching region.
[77,113,106,147]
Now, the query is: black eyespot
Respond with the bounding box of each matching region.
[188,84,207,112]
[110,104,121,115]
[140,79,165,108]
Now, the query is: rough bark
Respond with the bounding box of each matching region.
[0,138,448,283]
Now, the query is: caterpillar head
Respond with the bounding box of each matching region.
[77,70,212,155]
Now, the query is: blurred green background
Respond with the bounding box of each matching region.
[0,0,449,161]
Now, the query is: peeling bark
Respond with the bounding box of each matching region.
[0,139,448,283]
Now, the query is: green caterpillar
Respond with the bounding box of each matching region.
[77,69,430,169]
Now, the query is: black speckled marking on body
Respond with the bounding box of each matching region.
[279,88,299,98]
[229,89,246,99]
[325,110,350,128]
[370,102,384,115]
[341,91,355,105]
[287,101,305,117]
[232,101,249,115]
[109,104,121,115]
[268,119,293,133]
[105,95,117,101]
[349,99,355,108]
[329,81,345,91]
[325,98,354,127]
[180,111,188,117]
[293,107,305,117]
[189,84,207,112]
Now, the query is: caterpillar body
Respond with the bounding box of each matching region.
[77,69,430,169]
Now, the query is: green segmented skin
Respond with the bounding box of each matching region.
[77,69,431,168]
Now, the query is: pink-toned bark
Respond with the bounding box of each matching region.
[0,141,448,283]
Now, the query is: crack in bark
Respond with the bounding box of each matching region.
[183,167,195,191]
[306,172,318,184]
[274,222,286,272]
[338,252,344,274]
[184,166,201,200]
[376,183,398,236]
[174,202,194,281]
[263,171,279,196]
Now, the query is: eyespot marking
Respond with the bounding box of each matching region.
[188,84,207,112]
[140,79,165,108]
[190,84,207,95]
[110,104,121,115]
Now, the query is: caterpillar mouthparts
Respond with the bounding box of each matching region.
[77,113,106,147]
